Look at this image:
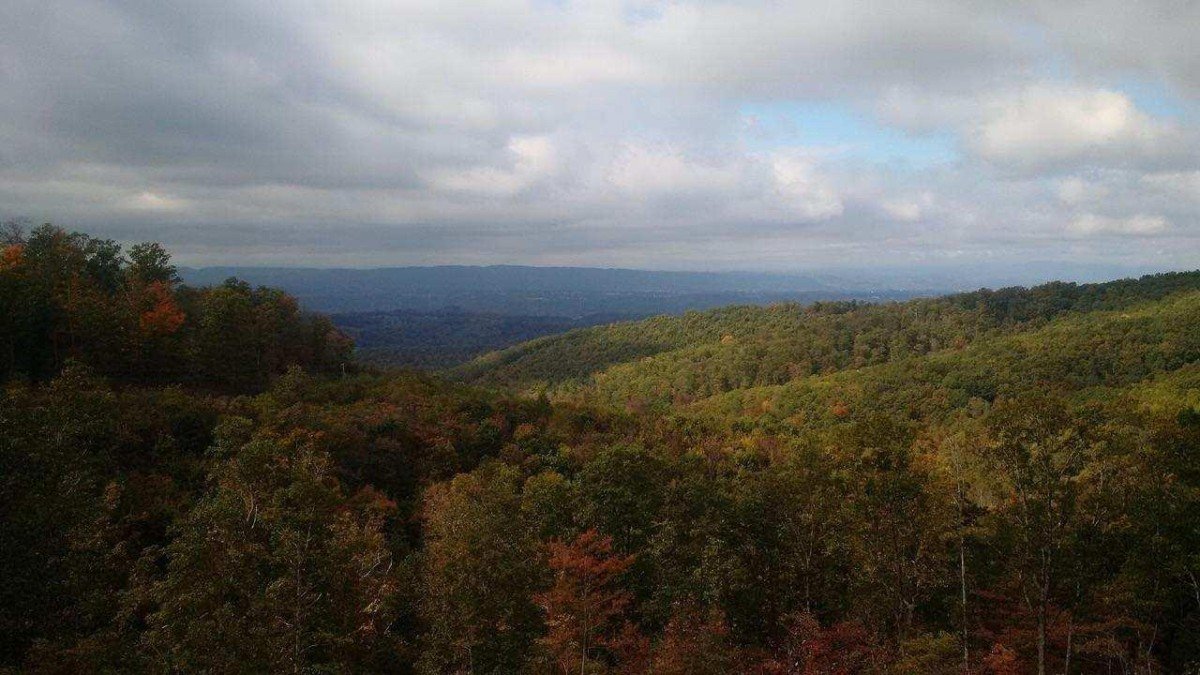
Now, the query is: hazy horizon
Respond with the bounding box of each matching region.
[177,258,1177,292]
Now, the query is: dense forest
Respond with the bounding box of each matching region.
[3,226,1199,673]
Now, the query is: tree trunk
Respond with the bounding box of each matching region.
[1037,612,1046,675]
[957,478,970,673]
[960,534,969,672]
[1037,581,1048,675]
[1063,618,1072,675]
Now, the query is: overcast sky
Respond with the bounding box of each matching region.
[2,0,1198,271]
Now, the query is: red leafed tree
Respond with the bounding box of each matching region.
[137,280,185,336]
[0,243,23,270]
[535,528,641,674]
[772,611,887,675]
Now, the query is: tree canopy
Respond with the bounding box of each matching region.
[2,227,1199,673]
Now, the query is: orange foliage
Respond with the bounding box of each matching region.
[138,281,186,336]
[535,529,641,674]
[514,422,539,441]
[981,643,1020,675]
[0,243,23,271]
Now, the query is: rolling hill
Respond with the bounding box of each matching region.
[456,271,1200,411]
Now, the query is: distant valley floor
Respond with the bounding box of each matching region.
[332,290,925,370]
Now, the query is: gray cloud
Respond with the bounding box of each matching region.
[0,0,1197,272]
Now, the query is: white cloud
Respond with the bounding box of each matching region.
[631,0,1029,98]
[125,191,189,212]
[607,144,741,196]
[881,192,935,222]
[769,155,844,220]
[1055,177,1109,205]
[1025,0,1200,97]
[498,47,648,88]
[1068,213,1169,236]
[876,87,979,134]
[600,146,843,225]
[972,87,1179,170]
[1141,171,1200,204]
[0,0,1197,270]
[425,135,558,196]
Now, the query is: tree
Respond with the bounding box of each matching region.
[536,529,641,674]
[419,462,544,673]
[0,217,28,245]
[577,444,668,552]
[142,419,402,672]
[126,242,178,285]
[835,416,955,642]
[576,443,669,612]
[924,418,989,671]
[0,365,120,666]
[978,395,1089,675]
[770,611,887,675]
[82,237,125,293]
[650,605,735,674]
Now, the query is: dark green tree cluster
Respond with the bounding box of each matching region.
[0,222,350,388]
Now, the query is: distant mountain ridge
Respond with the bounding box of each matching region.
[181,265,834,294]
[178,261,1161,315]
[179,264,928,315]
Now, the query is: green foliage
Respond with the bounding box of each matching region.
[419,462,544,673]
[141,424,404,673]
[693,290,1200,428]
[0,365,120,662]
[126,241,178,285]
[459,270,1200,409]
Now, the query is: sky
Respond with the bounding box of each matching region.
[1,0,1198,273]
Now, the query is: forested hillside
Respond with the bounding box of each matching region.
[458,271,1200,401]
[692,290,1200,425]
[3,228,1199,673]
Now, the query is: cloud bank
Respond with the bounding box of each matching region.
[1,0,1197,271]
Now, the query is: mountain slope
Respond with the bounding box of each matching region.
[686,289,1200,427]
[457,271,1200,400]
